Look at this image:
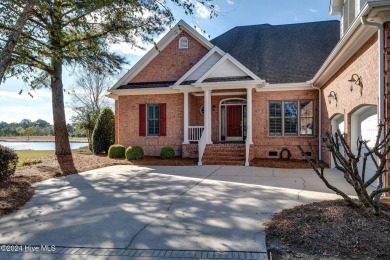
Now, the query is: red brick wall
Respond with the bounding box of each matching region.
[252,90,319,159]
[115,100,119,144]
[321,33,378,166]
[117,94,183,156]
[130,31,209,83]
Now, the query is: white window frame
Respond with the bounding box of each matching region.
[268,100,315,137]
[179,36,189,49]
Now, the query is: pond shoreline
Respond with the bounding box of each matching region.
[0,136,88,143]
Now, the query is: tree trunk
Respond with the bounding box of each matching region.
[0,0,36,82]
[51,60,72,156]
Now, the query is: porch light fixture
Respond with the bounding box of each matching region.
[348,74,363,96]
[327,91,337,105]
[212,105,217,111]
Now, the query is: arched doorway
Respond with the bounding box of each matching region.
[219,98,246,142]
[350,105,377,186]
[330,113,344,168]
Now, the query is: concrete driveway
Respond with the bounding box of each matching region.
[0,166,352,259]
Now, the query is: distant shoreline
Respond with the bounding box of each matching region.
[0,136,88,143]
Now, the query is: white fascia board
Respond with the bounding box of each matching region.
[173,46,225,86]
[311,2,376,87]
[194,79,265,90]
[330,0,343,16]
[196,53,261,84]
[109,88,181,96]
[106,93,118,100]
[110,20,214,90]
[256,82,313,92]
[192,91,247,97]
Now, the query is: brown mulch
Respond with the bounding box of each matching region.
[265,199,390,259]
[0,153,197,218]
[250,158,312,168]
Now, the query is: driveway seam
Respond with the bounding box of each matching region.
[126,166,222,248]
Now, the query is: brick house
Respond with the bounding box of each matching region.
[108,0,390,187]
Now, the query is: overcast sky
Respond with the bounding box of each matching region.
[0,0,337,124]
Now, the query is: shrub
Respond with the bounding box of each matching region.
[18,158,43,167]
[160,146,175,159]
[126,146,144,160]
[108,145,126,159]
[92,107,115,154]
[0,145,19,178]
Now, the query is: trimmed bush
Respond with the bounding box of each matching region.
[0,145,19,178]
[160,146,175,159]
[126,146,144,160]
[92,107,115,154]
[108,145,126,159]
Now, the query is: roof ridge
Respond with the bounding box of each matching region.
[231,20,339,30]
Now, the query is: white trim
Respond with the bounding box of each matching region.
[194,80,265,89]
[191,91,247,97]
[196,53,261,84]
[179,36,189,49]
[256,82,313,92]
[110,20,214,90]
[174,46,225,86]
[109,88,180,96]
[218,98,247,142]
[330,0,343,16]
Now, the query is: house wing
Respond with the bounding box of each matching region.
[111,20,214,90]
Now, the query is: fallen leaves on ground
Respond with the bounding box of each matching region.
[266,199,390,259]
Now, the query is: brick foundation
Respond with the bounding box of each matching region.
[182,144,198,158]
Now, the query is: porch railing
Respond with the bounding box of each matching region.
[198,130,207,165]
[189,126,204,142]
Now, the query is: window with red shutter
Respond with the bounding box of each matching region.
[159,103,166,136]
[139,104,146,136]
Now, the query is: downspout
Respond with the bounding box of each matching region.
[361,16,385,142]
[311,84,322,160]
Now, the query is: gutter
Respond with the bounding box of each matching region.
[310,83,322,160]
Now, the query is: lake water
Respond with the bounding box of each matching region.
[0,141,88,151]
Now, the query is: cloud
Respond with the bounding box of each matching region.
[109,29,167,56]
[195,2,211,19]
[309,8,317,13]
[227,0,234,4]
[0,89,51,101]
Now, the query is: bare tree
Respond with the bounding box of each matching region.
[0,0,36,83]
[70,68,113,150]
[298,124,390,215]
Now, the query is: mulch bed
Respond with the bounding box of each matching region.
[0,154,197,217]
[266,199,390,259]
[251,158,312,168]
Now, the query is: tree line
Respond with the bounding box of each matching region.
[0,119,85,138]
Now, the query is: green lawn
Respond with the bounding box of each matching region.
[16,150,55,161]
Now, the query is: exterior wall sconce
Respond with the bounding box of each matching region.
[328,91,337,105]
[212,105,217,111]
[348,74,363,96]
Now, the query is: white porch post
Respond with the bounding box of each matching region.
[183,90,189,144]
[245,87,253,166]
[204,89,212,144]
[246,87,253,144]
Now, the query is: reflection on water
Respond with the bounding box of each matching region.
[0,141,88,151]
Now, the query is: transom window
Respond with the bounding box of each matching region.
[268,100,314,136]
[147,104,160,136]
[179,36,189,49]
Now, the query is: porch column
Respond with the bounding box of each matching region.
[204,89,212,144]
[246,87,253,144]
[183,90,189,144]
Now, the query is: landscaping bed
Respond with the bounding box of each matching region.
[251,158,312,168]
[266,199,390,259]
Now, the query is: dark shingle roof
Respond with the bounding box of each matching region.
[117,81,176,89]
[210,21,340,84]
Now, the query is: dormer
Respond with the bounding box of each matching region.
[330,0,367,37]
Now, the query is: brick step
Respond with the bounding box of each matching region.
[202,160,244,166]
[203,156,245,161]
[203,152,245,157]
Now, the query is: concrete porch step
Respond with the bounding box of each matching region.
[201,143,246,165]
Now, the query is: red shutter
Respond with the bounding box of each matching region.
[159,103,166,136]
[139,104,146,136]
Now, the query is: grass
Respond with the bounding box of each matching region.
[16,150,54,167]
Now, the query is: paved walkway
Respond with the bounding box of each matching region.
[0,166,352,259]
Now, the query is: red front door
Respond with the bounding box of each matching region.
[227,105,242,137]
